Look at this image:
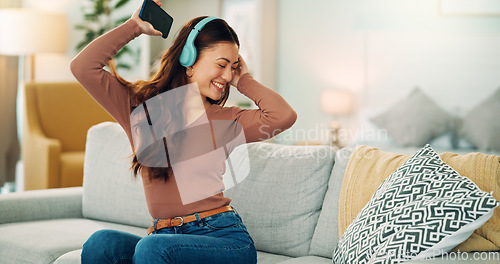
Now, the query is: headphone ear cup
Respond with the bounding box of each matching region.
[179,17,220,67]
[179,42,197,67]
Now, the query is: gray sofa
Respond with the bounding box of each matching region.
[0,122,497,263]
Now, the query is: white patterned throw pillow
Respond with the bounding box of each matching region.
[332,144,499,264]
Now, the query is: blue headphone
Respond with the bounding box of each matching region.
[179,16,221,67]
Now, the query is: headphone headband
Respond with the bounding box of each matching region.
[179,16,221,67]
[193,16,219,33]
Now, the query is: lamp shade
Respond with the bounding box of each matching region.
[0,9,67,55]
[320,89,354,116]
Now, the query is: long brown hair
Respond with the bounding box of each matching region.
[111,16,240,181]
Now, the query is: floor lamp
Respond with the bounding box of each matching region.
[0,9,67,192]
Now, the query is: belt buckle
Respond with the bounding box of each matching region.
[172,217,184,227]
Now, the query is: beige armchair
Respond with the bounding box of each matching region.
[22,82,115,190]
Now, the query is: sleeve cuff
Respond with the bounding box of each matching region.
[236,73,253,93]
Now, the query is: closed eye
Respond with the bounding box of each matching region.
[218,63,236,71]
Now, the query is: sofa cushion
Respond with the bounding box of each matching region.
[53,250,82,264]
[224,143,335,258]
[459,87,500,151]
[370,87,453,147]
[83,122,150,228]
[277,256,332,264]
[338,145,500,252]
[333,144,499,263]
[0,218,145,264]
[439,151,500,252]
[256,251,293,264]
[309,147,352,258]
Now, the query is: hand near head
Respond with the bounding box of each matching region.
[230,55,250,87]
[131,0,163,37]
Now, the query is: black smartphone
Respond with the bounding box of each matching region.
[139,0,174,39]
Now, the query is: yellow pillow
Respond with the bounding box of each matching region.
[338,145,500,252]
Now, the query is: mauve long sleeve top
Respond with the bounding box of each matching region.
[71,19,296,220]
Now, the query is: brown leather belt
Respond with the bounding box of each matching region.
[147,205,234,235]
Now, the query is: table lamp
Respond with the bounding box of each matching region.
[320,89,354,148]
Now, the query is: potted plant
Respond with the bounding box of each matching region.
[75,0,139,70]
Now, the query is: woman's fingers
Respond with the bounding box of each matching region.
[145,22,162,36]
[130,2,163,37]
[153,0,162,7]
[230,55,251,87]
[237,55,249,75]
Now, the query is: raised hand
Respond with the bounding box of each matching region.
[130,0,163,37]
[230,55,250,87]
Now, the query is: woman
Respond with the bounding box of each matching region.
[71,1,296,263]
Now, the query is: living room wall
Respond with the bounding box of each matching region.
[274,0,500,145]
[18,0,500,146]
[22,0,147,82]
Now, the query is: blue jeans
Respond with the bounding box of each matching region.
[81,210,257,264]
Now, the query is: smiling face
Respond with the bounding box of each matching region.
[187,42,239,108]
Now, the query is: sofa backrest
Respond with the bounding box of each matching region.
[309,147,353,258]
[83,121,340,255]
[224,143,336,258]
[82,122,150,228]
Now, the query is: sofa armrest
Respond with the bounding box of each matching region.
[23,82,63,190]
[0,187,83,224]
[22,129,62,190]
